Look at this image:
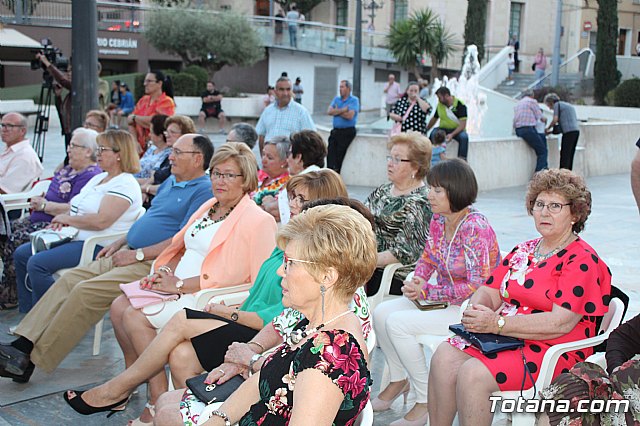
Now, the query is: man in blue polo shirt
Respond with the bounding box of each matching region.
[1,134,214,381]
[327,80,359,173]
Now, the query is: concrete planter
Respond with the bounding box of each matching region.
[174,94,264,118]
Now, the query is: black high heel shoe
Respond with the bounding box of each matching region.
[63,390,129,417]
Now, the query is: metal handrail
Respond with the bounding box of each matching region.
[515,47,595,99]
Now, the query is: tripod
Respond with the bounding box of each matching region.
[31,76,54,163]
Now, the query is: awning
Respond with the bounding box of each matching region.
[0,27,43,63]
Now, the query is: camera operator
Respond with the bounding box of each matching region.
[36,52,72,151]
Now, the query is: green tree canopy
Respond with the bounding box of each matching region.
[145,9,264,78]
[594,0,619,104]
[386,8,455,81]
[463,0,488,63]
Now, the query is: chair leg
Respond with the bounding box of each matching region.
[93,318,104,356]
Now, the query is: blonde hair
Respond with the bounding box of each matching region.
[85,110,109,132]
[210,142,258,193]
[387,131,433,179]
[286,170,348,200]
[97,130,141,174]
[165,115,196,134]
[277,205,377,301]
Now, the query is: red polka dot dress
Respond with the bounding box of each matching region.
[448,237,612,391]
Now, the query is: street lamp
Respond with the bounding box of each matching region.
[363,0,384,31]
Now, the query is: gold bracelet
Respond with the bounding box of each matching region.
[247,341,265,353]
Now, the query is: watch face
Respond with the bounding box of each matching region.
[136,250,144,261]
[231,312,239,322]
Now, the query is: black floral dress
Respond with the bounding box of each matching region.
[239,326,371,426]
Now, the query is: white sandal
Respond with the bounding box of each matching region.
[127,402,155,426]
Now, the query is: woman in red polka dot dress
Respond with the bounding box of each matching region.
[428,169,612,426]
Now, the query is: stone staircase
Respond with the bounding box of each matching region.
[495,72,585,98]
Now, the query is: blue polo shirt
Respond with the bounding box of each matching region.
[330,94,359,129]
[126,174,213,249]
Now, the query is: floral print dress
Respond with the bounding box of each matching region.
[448,237,612,391]
[238,327,371,426]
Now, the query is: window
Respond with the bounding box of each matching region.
[335,0,348,27]
[393,0,408,23]
[509,2,523,42]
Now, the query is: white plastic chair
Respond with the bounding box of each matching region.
[491,297,625,426]
[1,180,51,219]
[367,262,402,311]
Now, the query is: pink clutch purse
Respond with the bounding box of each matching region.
[119,281,180,309]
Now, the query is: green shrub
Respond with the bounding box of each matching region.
[533,86,572,103]
[133,73,146,101]
[171,72,199,96]
[183,65,209,90]
[613,78,640,107]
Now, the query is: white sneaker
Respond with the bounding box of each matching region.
[8,325,16,335]
[506,81,515,86]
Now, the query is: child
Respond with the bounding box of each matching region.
[507,53,515,85]
[431,129,447,167]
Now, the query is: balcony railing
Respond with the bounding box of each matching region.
[0,0,396,62]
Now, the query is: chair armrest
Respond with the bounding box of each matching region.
[78,231,128,266]
[194,284,253,310]
[205,291,250,307]
[367,262,403,310]
[0,180,51,203]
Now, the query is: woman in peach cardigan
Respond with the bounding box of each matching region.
[105,143,276,424]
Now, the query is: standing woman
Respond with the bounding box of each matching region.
[544,93,580,170]
[372,159,501,425]
[390,82,432,135]
[365,131,433,296]
[128,71,176,154]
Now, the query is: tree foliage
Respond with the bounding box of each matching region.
[594,0,619,105]
[145,9,264,78]
[463,0,488,63]
[386,8,455,81]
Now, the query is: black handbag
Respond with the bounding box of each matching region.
[186,373,244,405]
[449,323,524,355]
[552,102,563,134]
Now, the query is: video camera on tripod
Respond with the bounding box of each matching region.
[30,38,69,86]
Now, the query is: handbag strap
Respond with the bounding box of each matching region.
[127,293,180,316]
[402,101,416,121]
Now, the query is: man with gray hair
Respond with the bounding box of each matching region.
[0,112,43,194]
[327,80,359,173]
[227,123,258,149]
[513,89,547,172]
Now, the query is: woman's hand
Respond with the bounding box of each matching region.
[225,342,258,367]
[30,196,46,211]
[401,276,425,301]
[49,214,72,230]
[139,270,179,293]
[204,301,230,316]
[462,304,500,333]
[204,362,248,385]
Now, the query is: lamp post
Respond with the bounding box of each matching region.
[353,0,362,98]
[363,0,384,31]
[551,0,563,87]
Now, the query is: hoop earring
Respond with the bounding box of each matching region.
[320,285,326,322]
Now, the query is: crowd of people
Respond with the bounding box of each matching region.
[0,62,634,426]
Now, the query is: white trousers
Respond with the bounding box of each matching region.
[373,297,462,403]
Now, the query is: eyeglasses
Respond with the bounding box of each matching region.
[143,79,158,84]
[211,171,243,180]
[97,145,118,154]
[288,193,308,205]
[165,129,182,136]
[531,201,572,214]
[0,123,24,130]
[386,156,411,164]
[170,147,200,156]
[283,252,316,274]
[68,142,86,150]
[84,121,102,130]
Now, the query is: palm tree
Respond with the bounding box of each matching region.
[386,8,455,81]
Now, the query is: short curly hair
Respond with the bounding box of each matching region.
[387,131,432,180]
[525,169,592,233]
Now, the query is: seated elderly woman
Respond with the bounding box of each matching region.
[365,131,433,296]
[93,142,277,422]
[0,128,102,311]
[538,313,640,426]
[428,169,612,426]
[372,159,501,425]
[134,114,170,181]
[60,170,349,424]
[262,130,327,224]
[13,130,142,312]
[253,135,290,208]
[83,110,110,133]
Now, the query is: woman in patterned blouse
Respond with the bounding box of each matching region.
[364,131,433,297]
[253,135,290,209]
[372,159,501,425]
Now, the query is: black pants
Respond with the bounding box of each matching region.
[560,131,580,170]
[327,127,357,173]
[364,267,404,297]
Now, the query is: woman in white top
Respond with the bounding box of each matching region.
[14,129,142,312]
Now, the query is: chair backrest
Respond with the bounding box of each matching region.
[598,297,625,338]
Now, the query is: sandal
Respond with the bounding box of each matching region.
[63,390,129,417]
[128,402,155,426]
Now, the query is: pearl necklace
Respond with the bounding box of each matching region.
[190,202,237,237]
[533,233,575,262]
[284,310,352,347]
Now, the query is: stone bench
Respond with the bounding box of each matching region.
[174,95,264,121]
[0,99,38,116]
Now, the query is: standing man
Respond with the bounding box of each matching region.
[513,89,547,172]
[256,76,316,156]
[197,81,227,134]
[327,80,359,173]
[293,77,304,104]
[286,5,300,48]
[509,34,520,72]
[426,87,469,160]
[384,73,402,119]
[0,113,43,194]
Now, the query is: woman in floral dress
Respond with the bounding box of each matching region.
[0,128,101,310]
[253,136,290,209]
[428,169,612,426]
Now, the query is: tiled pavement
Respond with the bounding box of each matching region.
[1,125,638,425]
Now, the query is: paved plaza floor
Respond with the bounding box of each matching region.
[1,126,638,425]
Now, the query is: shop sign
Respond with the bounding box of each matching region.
[97,37,138,56]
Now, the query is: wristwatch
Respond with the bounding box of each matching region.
[135,248,145,262]
[230,308,239,322]
[249,353,262,374]
[497,315,506,334]
[175,279,184,295]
